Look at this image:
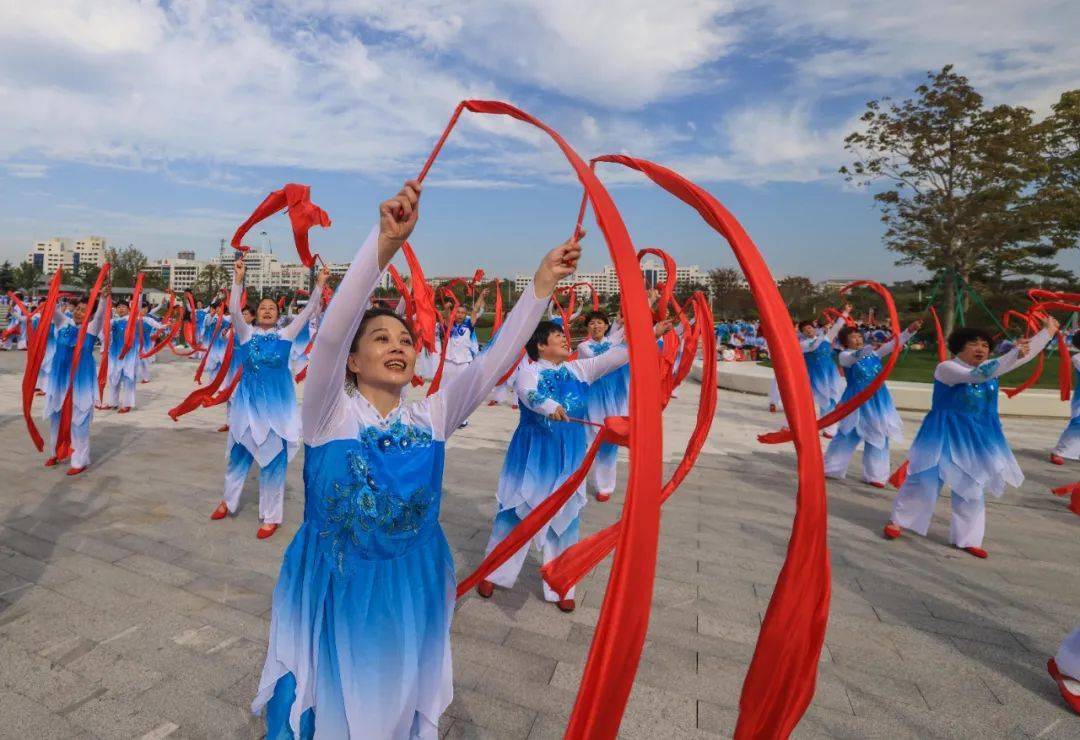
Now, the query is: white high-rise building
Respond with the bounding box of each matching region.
[515,256,711,299]
[145,257,207,291]
[27,236,106,273]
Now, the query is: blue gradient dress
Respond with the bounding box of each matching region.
[800,321,846,414]
[1053,353,1080,459]
[576,326,629,495]
[253,227,549,738]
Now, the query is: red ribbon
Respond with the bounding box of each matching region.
[929,306,947,362]
[55,264,111,459]
[169,329,235,420]
[492,279,505,335]
[119,273,144,360]
[230,184,331,268]
[638,248,677,321]
[140,292,181,359]
[1001,310,1042,399]
[408,102,663,739]
[426,286,460,396]
[759,280,901,445]
[572,153,828,739]
[541,292,717,597]
[96,298,113,405]
[1051,481,1080,516]
[1058,332,1072,402]
[21,269,63,451]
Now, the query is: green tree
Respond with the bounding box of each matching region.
[709,267,743,319]
[777,276,819,319]
[0,261,14,293]
[193,263,229,304]
[12,263,42,294]
[840,66,1064,335]
[1033,89,1080,254]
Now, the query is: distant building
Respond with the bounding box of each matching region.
[26,236,106,272]
[176,250,196,261]
[514,255,711,299]
[145,257,207,291]
[818,279,858,292]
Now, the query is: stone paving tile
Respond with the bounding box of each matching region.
[1,352,1079,737]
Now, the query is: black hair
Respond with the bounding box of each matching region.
[797,320,816,332]
[583,310,609,326]
[526,320,563,362]
[837,326,861,348]
[947,327,994,355]
[1072,332,1080,351]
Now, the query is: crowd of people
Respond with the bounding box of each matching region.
[2,180,1078,734]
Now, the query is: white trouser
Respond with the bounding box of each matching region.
[48,411,91,469]
[1053,422,1080,459]
[107,376,136,409]
[890,468,986,548]
[1057,627,1080,680]
[586,425,617,495]
[824,429,890,484]
[483,509,578,602]
[223,441,287,524]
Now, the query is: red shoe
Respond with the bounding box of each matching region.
[34,390,45,397]
[256,524,279,540]
[476,580,495,598]
[210,502,229,520]
[487,401,498,406]
[556,599,576,613]
[867,481,886,489]
[511,405,518,410]
[217,425,229,433]
[1050,453,1065,465]
[44,456,59,468]
[822,431,835,439]
[595,491,611,502]
[883,523,901,540]
[66,466,87,476]
[117,407,131,414]
[140,380,149,384]
[961,546,988,559]
[769,404,777,413]
[1048,658,1080,714]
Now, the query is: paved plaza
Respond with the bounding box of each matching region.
[0,351,1077,739]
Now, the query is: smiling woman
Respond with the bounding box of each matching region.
[250,179,581,738]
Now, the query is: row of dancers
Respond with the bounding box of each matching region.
[8,178,1078,731]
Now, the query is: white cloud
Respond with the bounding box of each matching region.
[6,163,49,178]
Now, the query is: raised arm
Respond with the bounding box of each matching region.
[228,273,252,345]
[52,303,67,329]
[432,236,584,437]
[874,322,919,359]
[280,267,328,342]
[569,346,630,385]
[470,288,488,324]
[935,328,1055,385]
[87,295,108,337]
[302,180,422,439]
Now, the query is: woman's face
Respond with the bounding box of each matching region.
[587,317,608,341]
[957,338,990,366]
[800,323,817,338]
[73,303,88,323]
[454,305,467,322]
[845,332,864,350]
[348,315,416,389]
[538,329,572,363]
[256,299,279,328]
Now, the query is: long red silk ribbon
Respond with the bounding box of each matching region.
[401,242,437,354]
[21,269,63,451]
[194,301,227,385]
[542,292,718,597]
[759,280,901,445]
[426,286,460,396]
[140,292,180,359]
[120,273,144,360]
[1002,311,1043,399]
[573,153,828,739]
[96,299,113,404]
[929,306,947,362]
[412,101,663,740]
[1051,481,1080,516]
[637,248,676,321]
[230,184,331,267]
[492,279,504,334]
[169,329,235,420]
[56,264,111,459]
[1058,332,1072,402]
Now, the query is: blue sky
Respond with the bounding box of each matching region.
[1,1,1078,281]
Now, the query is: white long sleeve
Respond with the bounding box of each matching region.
[934,329,1053,385]
[800,317,845,353]
[514,362,563,417]
[302,226,384,440]
[279,293,321,342]
[87,299,108,338]
[874,329,914,358]
[430,285,549,436]
[568,346,630,385]
[228,283,252,345]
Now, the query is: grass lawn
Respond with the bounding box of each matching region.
[761,348,1064,390]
